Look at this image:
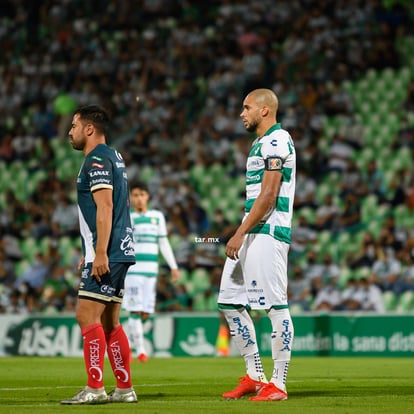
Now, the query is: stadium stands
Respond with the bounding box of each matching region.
[1,0,414,314]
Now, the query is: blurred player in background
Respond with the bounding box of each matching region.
[123,181,180,362]
[218,89,296,401]
[61,105,137,404]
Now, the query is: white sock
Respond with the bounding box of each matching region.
[127,314,145,356]
[221,307,267,383]
[267,308,294,392]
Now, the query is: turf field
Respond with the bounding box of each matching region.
[0,356,413,414]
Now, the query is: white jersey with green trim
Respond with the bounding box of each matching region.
[127,209,167,278]
[244,123,296,243]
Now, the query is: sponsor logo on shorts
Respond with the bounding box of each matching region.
[249,296,266,306]
[100,285,115,295]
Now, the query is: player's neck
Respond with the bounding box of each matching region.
[256,119,277,138]
[84,136,106,155]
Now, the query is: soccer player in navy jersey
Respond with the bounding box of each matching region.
[61,105,137,404]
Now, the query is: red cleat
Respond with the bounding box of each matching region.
[137,353,148,363]
[222,375,266,399]
[249,382,288,401]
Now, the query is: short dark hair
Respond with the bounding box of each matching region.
[74,105,110,135]
[130,180,149,194]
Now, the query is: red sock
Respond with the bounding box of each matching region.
[81,323,106,389]
[106,325,133,389]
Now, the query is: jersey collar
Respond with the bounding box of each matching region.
[263,123,282,137]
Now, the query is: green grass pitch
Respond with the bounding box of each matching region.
[0,356,413,414]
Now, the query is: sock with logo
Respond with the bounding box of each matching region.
[81,323,106,389]
[221,306,266,382]
[267,308,294,392]
[128,313,145,356]
[105,325,133,389]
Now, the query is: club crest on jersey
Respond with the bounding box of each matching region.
[265,157,282,171]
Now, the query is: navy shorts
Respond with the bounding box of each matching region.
[78,262,132,304]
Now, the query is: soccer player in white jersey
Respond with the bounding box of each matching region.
[123,181,179,362]
[218,89,296,401]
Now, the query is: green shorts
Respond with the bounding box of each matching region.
[78,262,132,304]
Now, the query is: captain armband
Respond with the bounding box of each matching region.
[264,156,283,171]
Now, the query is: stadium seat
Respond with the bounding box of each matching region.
[58,236,74,266]
[382,291,397,312]
[168,233,182,252]
[177,268,190,285]
[204,293,219,311]
[354,266,371,280]
[56,158,74,180]
[139,165,154,182]
[361,194,378,223]
[315,182,331,204]
[190,267,211,293]
[298,206,315,224]
[191,293,205,311]
[338,266,352,289]
[396,291,414,313]
[189,164,206,184]
[393,205,412,228]
[365,219,383,239]
[19,237,38,262]
[15,259,30,278]
[289,303,304,315]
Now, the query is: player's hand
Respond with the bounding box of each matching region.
[171,268,180,284]
[77,256,85,271]
[92,252,110,282]
[225,233,244,260]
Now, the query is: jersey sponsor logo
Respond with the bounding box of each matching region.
[89,170,109,177]
[116,161,125,168]
[92,162,104,168]
[90,178,111,186]
[265,157,282,171]
[247,159,263,171]
[120,233,135,256]
[247,174,261,183]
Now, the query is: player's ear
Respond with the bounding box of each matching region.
[86,123,94,136]
[261,106,269,117]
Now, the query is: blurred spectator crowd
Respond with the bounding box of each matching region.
[1,0,414,315]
